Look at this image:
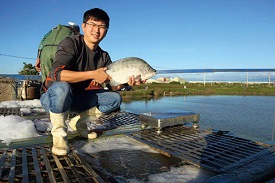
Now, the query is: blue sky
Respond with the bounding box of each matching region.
[0,0,275,75]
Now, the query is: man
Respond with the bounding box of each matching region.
[35,22,80,82]
[40,8,141,156]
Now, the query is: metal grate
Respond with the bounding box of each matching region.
[127,126,274,173]
[0,108,22,116]
[98,112,140,129]
[139,112,199,133]
[0,145,105,183]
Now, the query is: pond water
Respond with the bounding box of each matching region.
[120,95,275,144]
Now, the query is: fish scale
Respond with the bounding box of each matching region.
[106,57,157,86]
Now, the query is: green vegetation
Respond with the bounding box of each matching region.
[18,62,39,75]
[118,82,275,100]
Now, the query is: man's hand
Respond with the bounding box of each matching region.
[92,68,112,84]
[110,75,146,91]
[35,58,41,72]
[128,75,145,86]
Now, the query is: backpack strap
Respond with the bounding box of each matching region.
[64,25,80,35]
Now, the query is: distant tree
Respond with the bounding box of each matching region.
[18,62,39,75]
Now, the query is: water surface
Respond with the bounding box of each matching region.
[120,95,275,144]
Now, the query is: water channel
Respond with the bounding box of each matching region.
[120,95,275,144]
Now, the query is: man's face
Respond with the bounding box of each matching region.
[82,18,108,45]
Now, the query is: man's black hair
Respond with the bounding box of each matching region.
[83,8,110,29]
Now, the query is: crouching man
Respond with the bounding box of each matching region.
[40,8,140,156]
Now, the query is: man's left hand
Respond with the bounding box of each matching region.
[128,75,144,86]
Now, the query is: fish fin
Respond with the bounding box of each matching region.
[109,79,121,86]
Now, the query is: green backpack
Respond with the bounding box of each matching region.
[38,24,79,82]
[41,24,76,47]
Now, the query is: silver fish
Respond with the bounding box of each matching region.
[106,57,157,86]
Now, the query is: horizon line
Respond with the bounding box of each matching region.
[157,69,275,74]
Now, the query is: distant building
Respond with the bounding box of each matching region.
[148,76,186,84]
[146,78,159,83]
[157,77,170,83]
[171,77,186,84]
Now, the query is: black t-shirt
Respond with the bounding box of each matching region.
[44,34,112,92]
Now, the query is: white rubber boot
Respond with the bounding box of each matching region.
[68,107,103,139]
[50,110,70,156]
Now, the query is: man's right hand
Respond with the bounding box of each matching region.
[92,68,112,84]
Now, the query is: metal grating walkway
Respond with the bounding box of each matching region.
[1,110,275,178]
[0,145,104,183]
[127,126,275,173]
[0,107,47,119]
[97,111,140,129]
[0,108,22,116]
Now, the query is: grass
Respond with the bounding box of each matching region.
[118,82,275,100]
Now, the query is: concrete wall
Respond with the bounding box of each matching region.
[0,78,17,102]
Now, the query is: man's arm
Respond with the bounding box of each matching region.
[60,68,111,84]
[35,58,41,72]
[51,37,111,85]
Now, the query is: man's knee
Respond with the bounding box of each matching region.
[48,82,73,113]
[111,92,122,108]
[115,92,122,104]
[51,82,71,95]
[49,82,73,104]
